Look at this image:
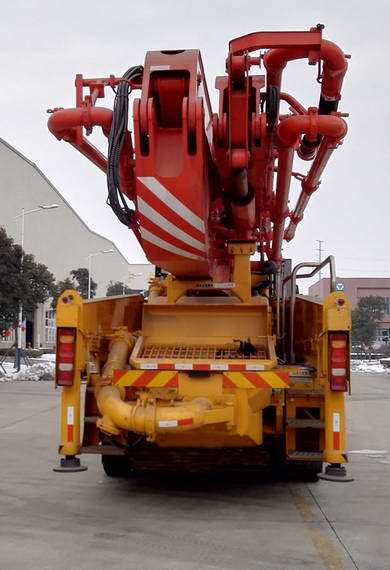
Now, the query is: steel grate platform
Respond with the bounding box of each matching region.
[141,344,267,360]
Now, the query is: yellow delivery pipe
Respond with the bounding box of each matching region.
[96,385,214,438]
[102,329,135,381]
[96,328,232,439]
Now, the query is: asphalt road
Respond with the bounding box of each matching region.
[0,373,389,570]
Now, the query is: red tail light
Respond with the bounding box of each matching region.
[329,332,349,392]
[56,328,76,386]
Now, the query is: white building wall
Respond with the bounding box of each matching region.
[0,137,131,296]
[126,264,155,291]
[0,138,153,348]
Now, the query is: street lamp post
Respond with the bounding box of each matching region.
[123,271,143,294]
[87,249,115,299]
[15,204,59,371]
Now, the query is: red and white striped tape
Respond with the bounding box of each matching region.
[67,405,74,442]
[333,412,340,450]
[137,176,206,261]
[139,362,265,371]
[158,418,194,428]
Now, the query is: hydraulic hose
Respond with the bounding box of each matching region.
[106,65,143,228]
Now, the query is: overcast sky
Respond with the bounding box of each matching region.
[1,0,389,281]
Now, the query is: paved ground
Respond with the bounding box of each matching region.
[0,373,389,570]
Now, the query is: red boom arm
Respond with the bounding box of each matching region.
[48,25,348,279]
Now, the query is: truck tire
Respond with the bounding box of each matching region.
[101,454,131,477]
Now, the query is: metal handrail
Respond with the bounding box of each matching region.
[281,255,336,363]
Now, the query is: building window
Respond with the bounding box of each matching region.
[44,309,56,345]
[377,328,390,343]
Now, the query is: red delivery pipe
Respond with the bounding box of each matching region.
[72,137,108,172]
[48,107,113,172]
[271,146,294,263]
[48,107,135,199]
[285,133,346,242]
[48,107,112,139]
[270,113,347,262]
[265,40,348,160]
[277,113,347,147]
[280,92,307,115]
[264,39,348,102]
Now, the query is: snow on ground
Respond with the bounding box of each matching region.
[0,361,54,382]
[1,355,388,380]
[351,359,390,374]
[39,353,56,362]
[0,361,26,374]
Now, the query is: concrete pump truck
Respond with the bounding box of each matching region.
[48,25,352,482]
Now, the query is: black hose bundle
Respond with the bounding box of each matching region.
[106,65,143,227]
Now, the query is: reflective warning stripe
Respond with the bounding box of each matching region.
[158,417,194,428]
[223,371,290,389]
[140,228,205,261]
[114,370,178,388]
[138,176,205,233]
[113,369,290,389]
[333,412,341,449]
[138,197,206,253]
[137,176,207,261]
[138,362,266,371]
[67,405,74,442]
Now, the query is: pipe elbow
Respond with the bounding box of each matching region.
[48,107,112,140]
[264,46,307,75]
[278,115,309,147]
[323,116,348,141]
[47,111,76,141]
[320,40,348,101]
[96,386,139,433]
[264,39,348,104]
[320,40,348,72]
[277,114,347,147]
[96,385,215,438]
[102,331,135,382]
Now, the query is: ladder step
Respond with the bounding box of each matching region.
[289,368,316,385]
[81,445,125,456]
[287,451,323,461]
[287,418,324,429]
[289,367,316,378]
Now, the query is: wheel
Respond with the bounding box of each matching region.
[101,454,131,477]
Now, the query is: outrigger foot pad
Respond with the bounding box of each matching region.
[318,464,353,482]
[53,456,88,473]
